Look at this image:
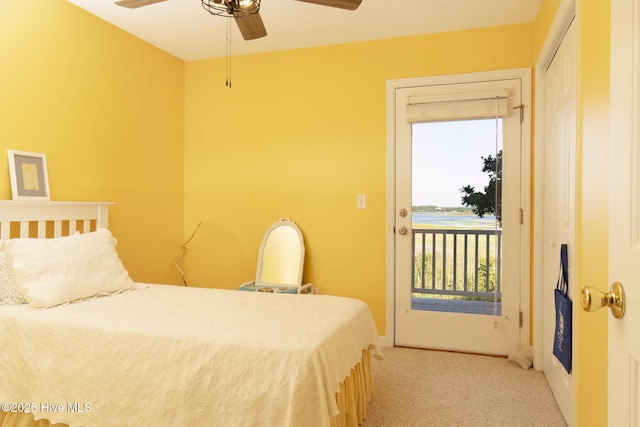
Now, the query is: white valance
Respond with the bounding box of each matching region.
[406,89,510,123]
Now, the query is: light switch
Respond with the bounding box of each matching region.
[357,194,366,209]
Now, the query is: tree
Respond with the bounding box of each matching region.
[460,150,502,223]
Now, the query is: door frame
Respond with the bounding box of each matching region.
[532,0,576,371]
[385,68,532,348]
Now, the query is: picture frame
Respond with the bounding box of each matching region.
[7,150,50,201]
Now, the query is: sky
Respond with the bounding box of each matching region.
[412,119,503,207]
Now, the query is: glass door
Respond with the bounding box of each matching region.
[394,77,523,355]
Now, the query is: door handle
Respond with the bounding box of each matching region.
[398,226,408,235]
[580,282,625,319]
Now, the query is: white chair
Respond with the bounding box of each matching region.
[239,218,312,294]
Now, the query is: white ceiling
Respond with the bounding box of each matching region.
[66,0,541,61]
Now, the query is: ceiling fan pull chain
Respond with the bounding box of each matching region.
[225,18,232,88]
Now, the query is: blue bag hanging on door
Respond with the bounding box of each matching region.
[553,244,572,373]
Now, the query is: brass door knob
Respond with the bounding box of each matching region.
[399,208,408,217]
[398,226,408,235]
[580,282,625,319]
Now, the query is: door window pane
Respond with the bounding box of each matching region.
[411,119,502,315]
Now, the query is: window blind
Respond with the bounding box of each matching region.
[406,89,510,123]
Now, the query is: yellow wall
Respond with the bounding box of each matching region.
[184,24,534,334]
[0,1,185,284]
[534,0,564,54]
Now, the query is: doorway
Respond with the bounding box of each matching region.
[387,70,531,355]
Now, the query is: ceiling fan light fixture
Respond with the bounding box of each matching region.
[201,0,261,17]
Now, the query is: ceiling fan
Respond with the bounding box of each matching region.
[114,0,363,41]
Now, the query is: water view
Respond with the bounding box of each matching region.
[412,211,499,230]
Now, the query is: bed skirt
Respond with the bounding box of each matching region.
[331,348,375,427]
[1,349,374,427]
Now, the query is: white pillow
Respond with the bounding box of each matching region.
[5,228,136,308]
[0,251,28,305]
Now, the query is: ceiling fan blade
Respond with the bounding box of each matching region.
[234,10,267,40]
[115,0,169,8]
[294,0,362,11]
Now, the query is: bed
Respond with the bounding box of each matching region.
[0,201,382,427]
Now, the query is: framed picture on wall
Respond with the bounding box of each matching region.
[7,150,50,201]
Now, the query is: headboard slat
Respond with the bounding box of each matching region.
[54,220,62,238]
[0,201,113,239]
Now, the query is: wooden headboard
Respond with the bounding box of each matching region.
[0,201,113,239]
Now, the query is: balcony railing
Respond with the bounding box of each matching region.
[412,228,502,303]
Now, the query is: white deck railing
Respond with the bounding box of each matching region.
[412,228,502,300]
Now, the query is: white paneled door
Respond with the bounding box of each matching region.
[608,0,640,424]
[541,18,576,426]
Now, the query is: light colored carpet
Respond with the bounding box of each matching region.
[363,346,567,427]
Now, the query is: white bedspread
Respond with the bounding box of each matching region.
[0,284,381,427]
